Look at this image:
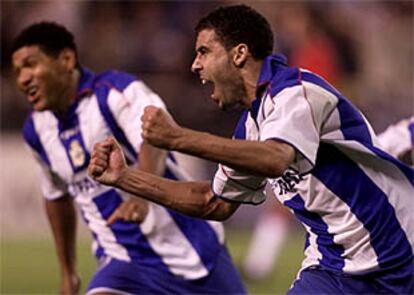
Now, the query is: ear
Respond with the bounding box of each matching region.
[59,48,77,71]
[232,44,249,67]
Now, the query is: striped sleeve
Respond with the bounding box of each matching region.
[22,115,67,200]
[260,83,337,174]
[33,152,68,200]
[212,164,267,205]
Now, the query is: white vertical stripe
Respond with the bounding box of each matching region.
[33,112,73,181]
[207,221,225,245]
[302,82,338,133]
[337,142,414,251]
[301,176,379,273]
[76,188,130,262]
[320,108,345,142]
[107,81,166,154]
[77,95,111,152]
[139,204,208,280]
[300,224,322,271]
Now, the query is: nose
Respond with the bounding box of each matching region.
[17,68,32,89]
[191,57,202,74]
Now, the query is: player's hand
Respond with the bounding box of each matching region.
[141,106,182,150]
[60,272,80,295]
[107,198,149,225]
[88,136,127,186]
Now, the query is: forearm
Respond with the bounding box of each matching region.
[172,128,294,178]
[116,167,236,220]
[45,196,77,276]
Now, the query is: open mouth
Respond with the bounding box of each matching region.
[25,85,39,103]
[200,78,216,100]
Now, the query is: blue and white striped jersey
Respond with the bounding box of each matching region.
[213,54,414,275]
[378,116,414,163]
[23,68,224,280]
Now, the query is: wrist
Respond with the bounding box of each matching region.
[171,127,188,151]
[115,166,129,188]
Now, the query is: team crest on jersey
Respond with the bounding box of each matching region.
[69,139,86,168]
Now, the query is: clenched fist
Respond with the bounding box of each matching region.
[88,136,127,186]
[141,106,182,150]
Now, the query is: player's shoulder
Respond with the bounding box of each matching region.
[22,112,40,150]
[268,66,302,97]
[94,70,140,92]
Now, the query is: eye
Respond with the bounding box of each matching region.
[197,46,209,56]
[25,57,38,68]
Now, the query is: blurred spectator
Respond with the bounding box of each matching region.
[2,1,412,135]
[276,4,342,85]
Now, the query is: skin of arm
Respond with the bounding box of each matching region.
[106,143,165,225]
[44,195,80,295]
[141,106,295,178]
[89,137,240,221]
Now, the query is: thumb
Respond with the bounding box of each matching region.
[107,136,122,151]
[107,209,121,226]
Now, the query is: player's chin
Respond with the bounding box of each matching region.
[32,102,46,112]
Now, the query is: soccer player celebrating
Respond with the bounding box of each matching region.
[89,5,414,294]
[11,22,246,294]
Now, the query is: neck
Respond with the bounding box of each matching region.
[241,59,263,108]
[55,69,81,115]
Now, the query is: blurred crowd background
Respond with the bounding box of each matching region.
[2,0,413,135]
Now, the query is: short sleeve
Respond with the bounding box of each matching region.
[260,84,334,174]
[212,164,267,205]
[28,147,68,200]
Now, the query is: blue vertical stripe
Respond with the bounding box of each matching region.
[370,146,414,183]
[93,190,171,272]
[22,114,51,166]
[301,71,413,183]
[157,158,221,272]
[78,208,105,260]
[409,122,414,146]
[95,84,137,160]
[313,143,413,269]
[233,111,248,140]
[166,210,221,272]
[285,194,345,270]
[301,71,373,145]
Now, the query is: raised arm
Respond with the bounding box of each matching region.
[106,143,163,225]
[88,137,239,221]
[141,106,295,178]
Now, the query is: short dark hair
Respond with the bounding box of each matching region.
[195,5,274,59]
[12,22,78,61]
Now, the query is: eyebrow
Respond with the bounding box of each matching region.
[196,45,209,53]
[12,53,37,71]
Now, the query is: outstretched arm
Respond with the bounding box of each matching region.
[141,106,295,178]
[89,137,239,221]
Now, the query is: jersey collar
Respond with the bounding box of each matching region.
[250,54,288,120]
[256,54,288,91]
[76,67,95,98]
